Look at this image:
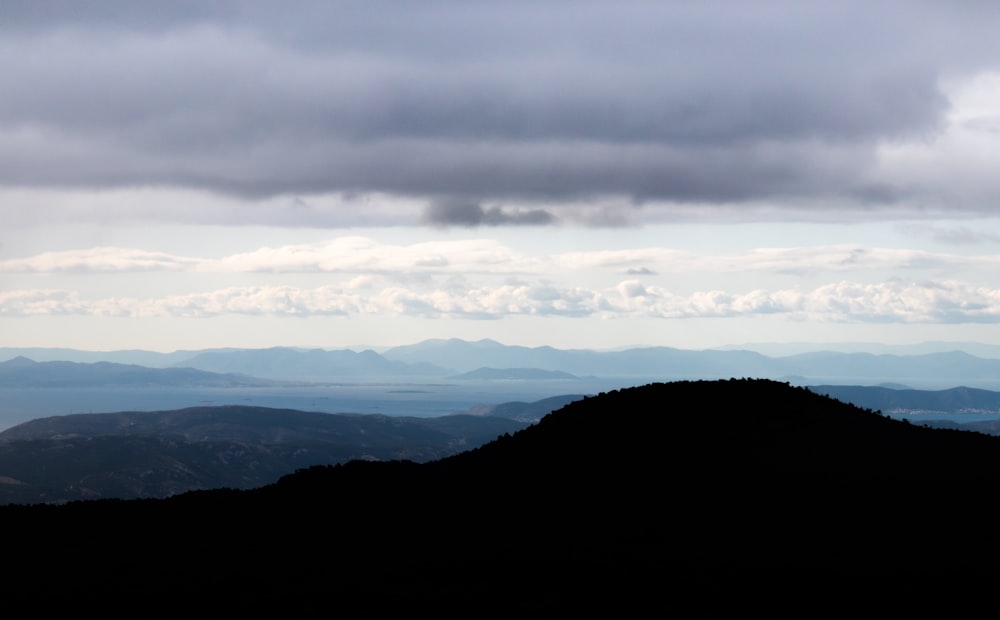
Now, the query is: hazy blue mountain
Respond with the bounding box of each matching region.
[10,339,1000,369]
[172,346,447,380]
[10,339,1000,390]
[384,338,1000,388]
[0,347,230,366]
[383,338,558,373]
[810,384,1000,415]
[383,338,780,378]
[781,350,1000,386]
[0,357,281,388]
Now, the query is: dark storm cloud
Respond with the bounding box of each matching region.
[423,201,555,227]
[2,1,1000,219]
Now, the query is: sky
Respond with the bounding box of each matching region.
[5,1,1000,352]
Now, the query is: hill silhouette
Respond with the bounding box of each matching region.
[2,379,998,613]
[0,405,526,504]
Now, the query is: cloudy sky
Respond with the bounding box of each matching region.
[5,1,1000,352]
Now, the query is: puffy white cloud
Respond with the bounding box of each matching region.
[0,289,87,315]
[6,279,1000,324]
[6,238,1000,279]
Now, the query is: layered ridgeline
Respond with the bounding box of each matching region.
[0,405,531,505]
[3,379,1000,613]
[9,339,1000,386]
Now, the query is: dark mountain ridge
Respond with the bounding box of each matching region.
[0,405,526,504]
[812,383,1000,414]
[0,404,518,444]
[3,379,999,613]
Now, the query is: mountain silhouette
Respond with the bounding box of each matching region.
[0,405,526,504]
[2,379,997,613]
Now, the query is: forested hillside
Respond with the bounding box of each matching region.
[3,379,997,614]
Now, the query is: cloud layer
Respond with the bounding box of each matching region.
[4,235,1000,326]
[6,279,1000,325]
[4,2,1000,223]
[5,238,1000,276]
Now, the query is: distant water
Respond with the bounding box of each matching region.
[0,379,622,432]
[5,381,1000,434]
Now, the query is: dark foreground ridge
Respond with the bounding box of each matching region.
[0,405,528,504]
[4,379,1000,614]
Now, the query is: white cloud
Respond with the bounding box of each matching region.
[6,239,999,281]
[868,72,1000,213]
[0,289,87,315]
[0,247,197,272]
[210,237,541,274]
[7,279,1000,325]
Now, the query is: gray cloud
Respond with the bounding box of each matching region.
[2,2,1000,220]
[899,223,1000,245]
[422,201,555,227]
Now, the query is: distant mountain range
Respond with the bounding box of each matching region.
[384,338,1000,388]
[7,338,1000,388]
[0,356,286,387]
[3,379,999,613]
[175,346,447,380]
